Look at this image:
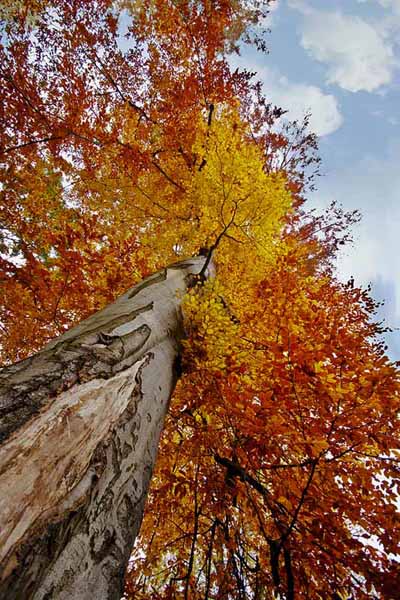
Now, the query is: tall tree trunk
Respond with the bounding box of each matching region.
[0,256,211,600]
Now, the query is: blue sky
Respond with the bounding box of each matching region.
[234,0,400,359]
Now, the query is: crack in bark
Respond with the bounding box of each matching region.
[0,353,155,599]
[127,272,167,299]
[0,308,153,443]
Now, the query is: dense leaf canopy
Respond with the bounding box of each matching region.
[1,1,399,599]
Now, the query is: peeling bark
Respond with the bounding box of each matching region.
[0,256,212,600]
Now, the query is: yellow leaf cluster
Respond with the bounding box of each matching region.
[181,279,244,375]
[189,108,292,262]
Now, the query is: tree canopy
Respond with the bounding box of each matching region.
[1,1,399,598]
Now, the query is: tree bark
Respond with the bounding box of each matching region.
[0,256,212,600]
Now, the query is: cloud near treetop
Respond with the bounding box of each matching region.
[289,1,398,93]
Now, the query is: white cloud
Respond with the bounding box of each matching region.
[257,0,280,27]
[378,0,400,12]
[229,55,343,137]
[261,69,343,136]
[268,0,281,13]
[268,0,280,14]
[312,141,400,323]
[289,3,398,92]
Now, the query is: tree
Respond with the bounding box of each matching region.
[1,1,399,599]
[0,255,214,599]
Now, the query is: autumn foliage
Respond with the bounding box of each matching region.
[1,1,399,599]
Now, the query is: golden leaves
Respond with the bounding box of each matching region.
[3,1,400,597]
[130,220,400,598]
[189,108,292,262]
[181,279,242,375]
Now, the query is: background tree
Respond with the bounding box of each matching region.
[1,1,399,599]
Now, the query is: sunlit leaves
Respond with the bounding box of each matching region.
[128,228,400,599]
[189,108,292,259]
[182,279,243,375]
[1,1,399,599]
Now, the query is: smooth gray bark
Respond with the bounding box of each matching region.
[0,256,212,600]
